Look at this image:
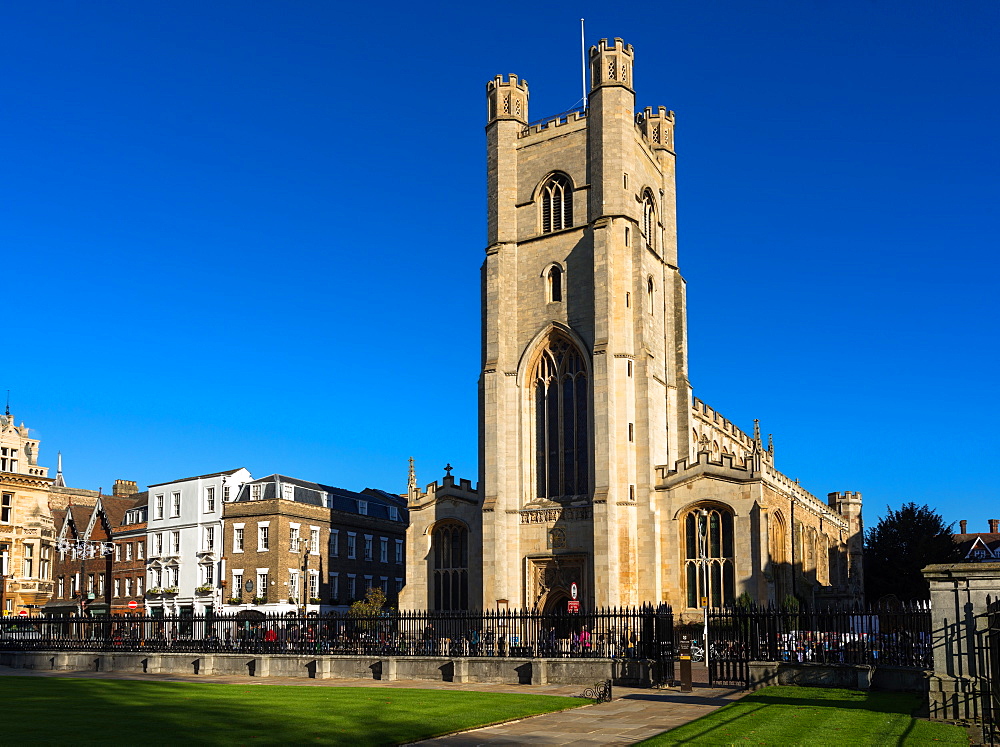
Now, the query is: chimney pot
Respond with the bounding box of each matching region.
[989,519,999,534]
[960,520,968,533]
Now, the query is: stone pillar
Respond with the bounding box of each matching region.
[923,562,999,721]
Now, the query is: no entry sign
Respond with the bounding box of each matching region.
[128,600,138,610]
[17,610,28,617]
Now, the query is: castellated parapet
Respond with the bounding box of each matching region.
[589,38,635,92]
[636,106,675,152]
[486,74,528,125]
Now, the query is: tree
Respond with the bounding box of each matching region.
[864,502,962,602]
[349,586,386,617]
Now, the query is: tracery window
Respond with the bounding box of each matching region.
[432,521,468,611]
[532,334,589,500]
[642,190,656,247]
[683,506,735,608]
[540,174,573,233]
[769,511,788,601]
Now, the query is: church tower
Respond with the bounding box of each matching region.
[480,39,693,610]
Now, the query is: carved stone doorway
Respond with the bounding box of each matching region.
[527,554,588,610]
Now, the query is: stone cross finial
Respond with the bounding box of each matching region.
[444,463,454,477]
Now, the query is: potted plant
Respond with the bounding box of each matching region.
[163,587,179,595]
[309,597,322,605]
[252,596,267,605]
[195,585,213,594]
[227,597,242,605]
[146,587,162,595]
[287,597,296,604]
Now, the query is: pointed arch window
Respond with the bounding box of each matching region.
[642,190,656,248]
[431,521,468,611]
[547,265,563,303]
[532,333,589,501]
[683,505,735,608]
[540,174,573,233]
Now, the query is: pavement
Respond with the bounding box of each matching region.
[0,663,743,745]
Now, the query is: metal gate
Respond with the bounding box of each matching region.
[706,608,750,688]
[983,598,1000,746]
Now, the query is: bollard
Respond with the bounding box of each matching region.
[678,634,692,692]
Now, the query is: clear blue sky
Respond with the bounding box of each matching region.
[2,1,997,533]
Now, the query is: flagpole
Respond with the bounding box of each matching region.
[580,18,587,110]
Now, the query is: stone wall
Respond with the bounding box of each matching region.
[0,650,654,686]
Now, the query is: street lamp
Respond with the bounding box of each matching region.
[698,509,710,668]
[56,537,114,617]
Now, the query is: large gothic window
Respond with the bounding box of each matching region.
[532,334,589,500]
[769,511,788,602]
[540,174,573,233]
[683,506,735,608]
[432,521,468,611]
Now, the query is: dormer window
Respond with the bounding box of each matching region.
[540,173,573,233]
[357,500,368,516]
[547,265,563,303]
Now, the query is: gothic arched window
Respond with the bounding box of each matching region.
[532,334,589,501]
[540,174,573,233]
[642,190,656,248]
[683,505,735,608]
[547,265,563,303]
[769,511,788,602]
[432,521,468,611]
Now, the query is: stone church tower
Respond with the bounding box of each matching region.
[404,38,863,617]
[480,38,690,610]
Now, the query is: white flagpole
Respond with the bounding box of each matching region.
[580,18,587,110]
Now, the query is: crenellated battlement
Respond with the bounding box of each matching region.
[589,38,634,91]
[691,397,756,451]
[410,473,479,508]
[487,74,529,125]
[486,73,529,94]
[636,106,675,151]
[518,109,587,139]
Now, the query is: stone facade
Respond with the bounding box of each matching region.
[409,37,863,621]
[0,411,100,615]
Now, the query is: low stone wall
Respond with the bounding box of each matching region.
[0,651,651,686]
[748,661,928,693]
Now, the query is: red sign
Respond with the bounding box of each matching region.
[17,610,28,617]
[567,600,580,613]
[128,600,138,610]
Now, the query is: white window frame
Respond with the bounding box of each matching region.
[257,522,270,551]
[233,524,245,553]
[170,492,181,517]
[309,527,320,555]
[205,486,216,513]
[395,539,403,564]
[347,532,357,560]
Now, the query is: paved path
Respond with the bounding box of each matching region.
[0,664,742,745]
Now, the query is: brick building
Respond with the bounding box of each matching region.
[223,475,407,614]
[109,482,148,614]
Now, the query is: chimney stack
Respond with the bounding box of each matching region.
[990,519,999,534]
[113,479,139,497]
[960,520,968,533]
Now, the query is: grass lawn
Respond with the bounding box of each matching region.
[637,686,969,746]
[1,676,586,745]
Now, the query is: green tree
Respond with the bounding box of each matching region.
[349,586,386,617]
[864,502,962,602]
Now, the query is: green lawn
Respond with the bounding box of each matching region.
[637,686,968,746]
[1,676,586,745]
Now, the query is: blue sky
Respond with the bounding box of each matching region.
[2,1,997,533]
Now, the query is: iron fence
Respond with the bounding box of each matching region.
[0,605,674,665]
[983,597,1000,745]
[703,601,933,686]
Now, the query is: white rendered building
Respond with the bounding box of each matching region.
[145,468,251,615]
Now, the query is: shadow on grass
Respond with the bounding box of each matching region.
[4,676,585,745]
[636,686,932,746]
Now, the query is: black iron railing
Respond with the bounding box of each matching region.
[704,600,933,675]
[0,605,674,663]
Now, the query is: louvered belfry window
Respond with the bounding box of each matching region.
[642,190,656,247]
[533,333,589,500]
[541,174,573,233]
